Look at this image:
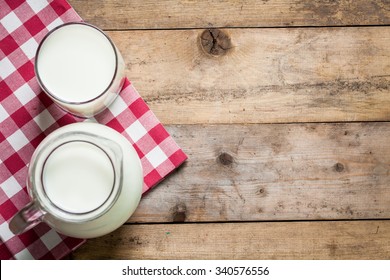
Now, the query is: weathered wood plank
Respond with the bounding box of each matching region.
[106,27,390,124]
[70,0,390,30]
[129,123,390,223]
[71,221,390,259]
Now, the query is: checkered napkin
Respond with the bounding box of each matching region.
[0,0,187,259]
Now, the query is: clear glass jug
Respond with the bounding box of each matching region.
[9,122,143,238]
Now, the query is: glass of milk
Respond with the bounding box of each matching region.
[35,22,125,118]
[9,122,143,238]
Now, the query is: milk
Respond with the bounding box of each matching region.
[42,141,115,214]
[35,23,125,117]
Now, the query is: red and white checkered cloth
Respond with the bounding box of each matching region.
[0,0,187,259]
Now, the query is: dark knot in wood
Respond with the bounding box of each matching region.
[334,162,345,172]
[200,29,233,56]
[218,152,234,166]
[171,203,187,223]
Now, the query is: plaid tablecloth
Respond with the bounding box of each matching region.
[0,0,187,259]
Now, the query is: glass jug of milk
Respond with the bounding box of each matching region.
[9,122,143,239]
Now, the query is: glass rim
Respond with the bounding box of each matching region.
[40,140,117,216]
[34,21,119,105]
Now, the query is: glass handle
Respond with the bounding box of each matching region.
[9,201,44,234]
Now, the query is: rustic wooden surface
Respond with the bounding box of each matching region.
[73,221,390,260]
[71,0,390,29]
[129,123,390,223]
[69,0,390,259]
[105,27,390,124]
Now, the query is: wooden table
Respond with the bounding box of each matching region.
[69,0,390,259]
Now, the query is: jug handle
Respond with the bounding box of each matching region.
[9,201,44,234]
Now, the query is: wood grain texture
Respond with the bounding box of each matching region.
[67,0,390,260]
[128,123,390,223]
[71,220,390,259]
[69,0,390,30]
[106,27,390,124]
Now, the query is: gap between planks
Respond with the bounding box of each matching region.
[123,218,390,226]
[102,25,390,32]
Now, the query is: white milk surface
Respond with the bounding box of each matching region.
[36,24,116,103]
[42,141,114,214]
